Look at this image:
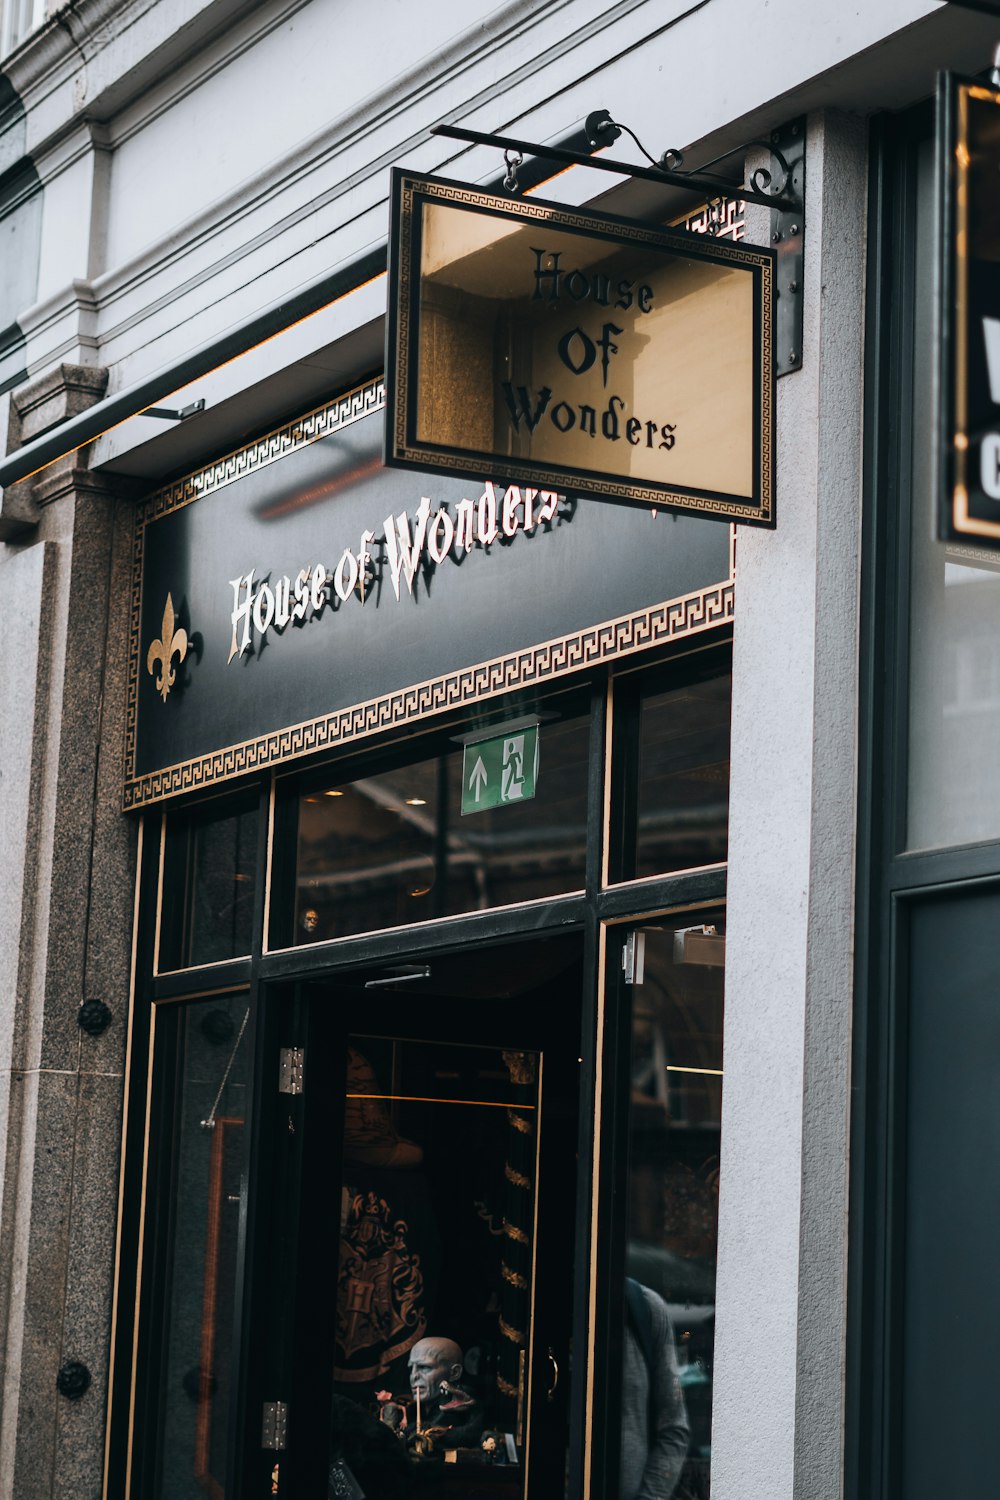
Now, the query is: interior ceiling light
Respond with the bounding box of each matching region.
[324,789,344,797]
[405,797,427,806]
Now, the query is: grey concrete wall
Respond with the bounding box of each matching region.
[714,111,867,1500]
[0,367,137,1497]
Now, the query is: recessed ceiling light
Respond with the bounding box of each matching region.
[409,885,432,897]
[405,797,427,806]
[324,789,344,797]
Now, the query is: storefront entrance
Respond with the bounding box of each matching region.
[109,628,732,1500]
[255,936,583,1498]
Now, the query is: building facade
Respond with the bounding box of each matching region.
[2,2,1000,1497]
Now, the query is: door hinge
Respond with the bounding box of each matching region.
[278,1047,304,1095]
[622,930,646,985]
[262,1399,289,1450]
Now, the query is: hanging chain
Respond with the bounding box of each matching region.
[503,149,523,193]
[200,1006,250,1130]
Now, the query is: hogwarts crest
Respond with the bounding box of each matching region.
[335,1190,427,1383]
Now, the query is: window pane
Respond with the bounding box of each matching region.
[622,920,724,1500]
[160,795,258,969]
[616,670,731,883]
[908,138,1000,849]
[153,997,249,1499]
[290,710,589,945]
[295,765,440,940]
[442,714,589,914]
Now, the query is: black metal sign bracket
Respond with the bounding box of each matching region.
[432,112,805,376]
[766,119,806,375]
[431,114,802,214]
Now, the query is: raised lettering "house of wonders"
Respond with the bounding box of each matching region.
[227,481,564,663]
[498,247,677,457]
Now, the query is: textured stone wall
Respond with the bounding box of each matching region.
[0,363,135,1499]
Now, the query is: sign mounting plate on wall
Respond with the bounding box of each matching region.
[386,170,775,527]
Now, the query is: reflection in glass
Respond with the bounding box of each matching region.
[160,795,258,970]
[623,922,724,1500]
[154,996,248,1499]
[634,675,731,878]
[329,1036,539,1497]
[414,198,758,501]
[291,713,589,944]
[908,143,1000,848]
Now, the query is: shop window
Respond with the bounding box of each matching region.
[141,995,249,1499]
[279,701,590,947]
[619,919,724,1499]
[159,791,259,971]
[906,139,1000,850]
[613,664,731,882]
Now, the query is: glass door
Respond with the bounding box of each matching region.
[256,933,583,1499]
[604,919,725,1500]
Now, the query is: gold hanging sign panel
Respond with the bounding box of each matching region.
[386,170,775,527]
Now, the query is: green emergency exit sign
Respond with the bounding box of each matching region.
[461,725,539,815]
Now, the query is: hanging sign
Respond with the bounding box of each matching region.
[939,73,1000,548]
[386,170,775,526]
[461,725,539,815]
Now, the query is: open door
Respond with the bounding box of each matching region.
[259,933,583,1499]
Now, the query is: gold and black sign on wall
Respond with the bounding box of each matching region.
[939,73,1000,547]
[124,378,734,810]
[386,170,775,526]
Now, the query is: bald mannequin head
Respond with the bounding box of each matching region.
[408,1337,464,1405]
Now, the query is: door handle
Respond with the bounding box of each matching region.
[546,1345,559,1403]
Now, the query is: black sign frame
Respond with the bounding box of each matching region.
[386,170,775,527]
[938,71,1000,547]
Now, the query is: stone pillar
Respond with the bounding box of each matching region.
[712,112,867,1500]
[0,362,137,1497]
[0,365,111,540]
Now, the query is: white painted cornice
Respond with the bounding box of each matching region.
[2,0,163,99]
[88,0,629,307]
[4,0,557,168]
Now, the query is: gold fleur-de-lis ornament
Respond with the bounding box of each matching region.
[146,593,188,703]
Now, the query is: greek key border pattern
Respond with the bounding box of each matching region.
[393,182,414,454]
[124,502,144,783]
[122,572,734,810]
[144,377,386,524]
[404,176,770,267]
[677,198,746,241]
[760,258,774,516]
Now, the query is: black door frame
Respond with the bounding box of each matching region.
[248,934,586,1497]
[105,650,730,1500]
[847,99,1000,1500]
